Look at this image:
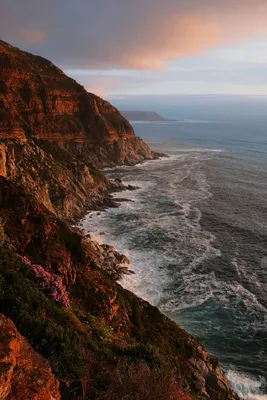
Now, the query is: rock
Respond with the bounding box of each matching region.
[189,356,197,367]
[0,314,60,399]
[207,372,227,393]
[127,184,139,191]
[192,373,206,392]
[196,359,210,378]
[118,254,130,264]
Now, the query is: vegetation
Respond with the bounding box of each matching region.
[0,246,87,379]
[0,210,195,398]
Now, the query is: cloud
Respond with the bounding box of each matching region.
[1,0,267,70]
[15,28,46,44]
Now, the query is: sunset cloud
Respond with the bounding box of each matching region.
[1,0,267,70]
[16,28,46,45]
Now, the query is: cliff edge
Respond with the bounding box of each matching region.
[0,39,159,218]
[0,40,239,400]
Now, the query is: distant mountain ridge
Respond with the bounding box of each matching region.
[121,110,167,121]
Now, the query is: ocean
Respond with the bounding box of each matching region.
[81,112,267,399]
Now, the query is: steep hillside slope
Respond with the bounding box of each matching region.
[0,177,238,400]
[0,40,159,218]
[0,40,239,400]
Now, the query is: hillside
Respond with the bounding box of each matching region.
[0,40,239,400]
[0,39,162,219]
[120,110,167,121]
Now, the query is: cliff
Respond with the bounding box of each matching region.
[0,39,131,144]
[0,40,239,400]
[0,39,159,219]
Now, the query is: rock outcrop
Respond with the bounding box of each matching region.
[0,313,60,400]
[0,39,159,219]
[0,39,155,162]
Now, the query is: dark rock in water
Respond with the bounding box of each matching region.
[112,197,134,204]
[127,184,139,191]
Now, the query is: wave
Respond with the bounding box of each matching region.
[81,145,267,398]
[226,370,266,399]
[82,149,222,310]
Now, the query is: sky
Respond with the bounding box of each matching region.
[1,0,267,97]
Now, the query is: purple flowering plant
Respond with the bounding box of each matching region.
[19,255,70,308]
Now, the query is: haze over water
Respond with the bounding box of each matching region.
[82,96,267,399]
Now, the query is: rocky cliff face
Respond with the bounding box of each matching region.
[0,313,60,400]
[0,40,239,400]
[0,40,158,218]
[0,39,134,143]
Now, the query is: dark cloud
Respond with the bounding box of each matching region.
[1,0,267,70]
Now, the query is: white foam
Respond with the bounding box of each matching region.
[80,145,267,400]
[226,370,266,399]
[81,148,224,312]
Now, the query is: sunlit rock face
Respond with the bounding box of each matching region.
[0,40,157,218]
[0,313,61,400]
[0,39,135,143]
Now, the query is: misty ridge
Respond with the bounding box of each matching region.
[113,95,267,123]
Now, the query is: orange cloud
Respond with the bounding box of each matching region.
[1,0,267,70]
[108,5,267,70]
[18,28,46,44]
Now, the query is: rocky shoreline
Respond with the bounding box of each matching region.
[0,39,239,400]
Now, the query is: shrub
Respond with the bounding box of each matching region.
[19,255,70,307]
[0,247,87,379]
[93,362,191,400]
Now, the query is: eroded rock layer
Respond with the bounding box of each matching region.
[0,40,157,218]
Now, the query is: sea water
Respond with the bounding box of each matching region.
[81,110,267,399]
